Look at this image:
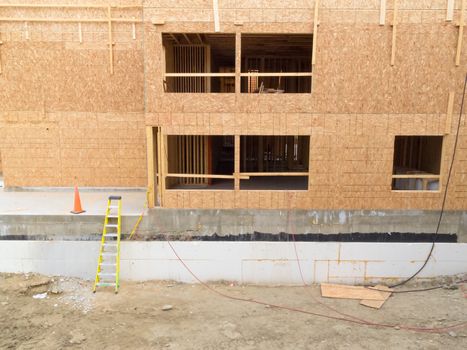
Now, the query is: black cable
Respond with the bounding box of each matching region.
[389,73,467,288]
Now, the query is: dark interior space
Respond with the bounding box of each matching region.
[163,33,235,93]
[241,34,313,93]
[392,135,443,191]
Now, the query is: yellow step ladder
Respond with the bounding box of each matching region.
[93,195,122,293]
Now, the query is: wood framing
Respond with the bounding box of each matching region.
[445,92,455,134]
[235,32,241,94]
[213,0,220,32]
[447,0,455,21]
[455,0,466,66]
[380,0,386,25]
[0,34,3,75]
[234,135,240,190]
[312,0,319,67]
[146,126,156,208]
[0,17,141,23]
[107,6,114,75]
[391,0,398,66]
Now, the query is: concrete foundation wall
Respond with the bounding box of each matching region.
[1,209,466,242]
[1,240,466,285]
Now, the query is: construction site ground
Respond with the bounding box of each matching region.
[1,273,466,349]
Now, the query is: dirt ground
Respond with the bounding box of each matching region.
[0,273,466,350]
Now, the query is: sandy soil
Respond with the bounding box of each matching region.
[0,273,466,350]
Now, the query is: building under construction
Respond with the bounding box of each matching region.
[0,1,467,246]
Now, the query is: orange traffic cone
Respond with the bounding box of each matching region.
[71,186,85,214]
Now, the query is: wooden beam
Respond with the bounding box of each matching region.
[213,0,220,32]
[157,127,164,206]
[197,33,203,44]
[455,0,465,66]
[447,0,455,21]
[161,131,168,205]
[164,72,236,77]
[166,173,246,179]
[169,33,180,44]
[146,127,156,208]
[0,4,141,9]
[380,0,386,25]
[392,174,440,179]
[239,172,308,176]
[234,135,240,190]
[182,33,191,44]
[312,0,319,67]
[0,17,142,23]
[391,0,398,66]
[445,92,455,134]
[0,34,3,75]
[107,6,114,75]
[241,72,313,77]
[235,32,241,94]
[78,21,83,43]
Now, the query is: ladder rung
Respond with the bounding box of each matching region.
[100,263,116,267]
[101,252,117,256]
[108,206,119,209]
[103,243,117,246]
[107,215,119,218]
[96,282,116,287]
[105,234,118,238]
[98,272,116,276]
[106,224,118,228]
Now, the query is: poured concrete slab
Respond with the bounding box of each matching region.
[0,188,146,216]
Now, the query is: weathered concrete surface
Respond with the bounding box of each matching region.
[142,209,467,242]
[0,209,466,242]
[0,241,466,284]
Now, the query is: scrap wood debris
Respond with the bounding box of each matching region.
[320,283,393,309]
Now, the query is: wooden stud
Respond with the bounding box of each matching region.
[391,0,398,66]
[213,0,220,32]
[0,33,3,75]
[235,32,241,94]
[24,22,29,40]
[107,6,114,75]
[157,127,164,206]
[161,129,168,206]
[380,0,386,25]
[447,0,455,21]
[146,127,156,208]
[455,0,465,66]
[235,135,240,190]
[312,0,319,67]
[78,21,83,43]
[445,92,455,134]
[132,22,136,40]
[0,17,141,23]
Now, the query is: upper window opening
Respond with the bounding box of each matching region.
[392,136,443,191]
[241,34,313,94]
[163,33,235,93]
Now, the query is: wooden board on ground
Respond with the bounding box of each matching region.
[321,283,388,301]
[360,285,392,309]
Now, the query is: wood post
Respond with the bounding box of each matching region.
[0,33,3,75]
[391,0,398,66]
[234,135,240,190]
[235,32,241,94]
[146,127,156,208]
[445,92,455,134]
[447,0,455,21]
[455,0,465,66]
[380,0,386,25]
[213,0,220,32]
[107,5,114,75]
[312,0,319,67]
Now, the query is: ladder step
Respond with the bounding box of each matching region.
[101,252,117,256]
[107,215,119,218]
[106,224,118,228]
[96,282,116,287]
[100,263,116,267]
[108,206,119,209]
[105,234,118,238]
[103,243,117,247]
[98,272,116,277]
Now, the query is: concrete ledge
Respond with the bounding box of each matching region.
[0,241,466,284]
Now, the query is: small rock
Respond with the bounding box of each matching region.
[394,326,400,330]
[443,284,458,290]
[69,331,86,344]
[33,292,47,299]
[448,331,457,338]
[162,304,173,311]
